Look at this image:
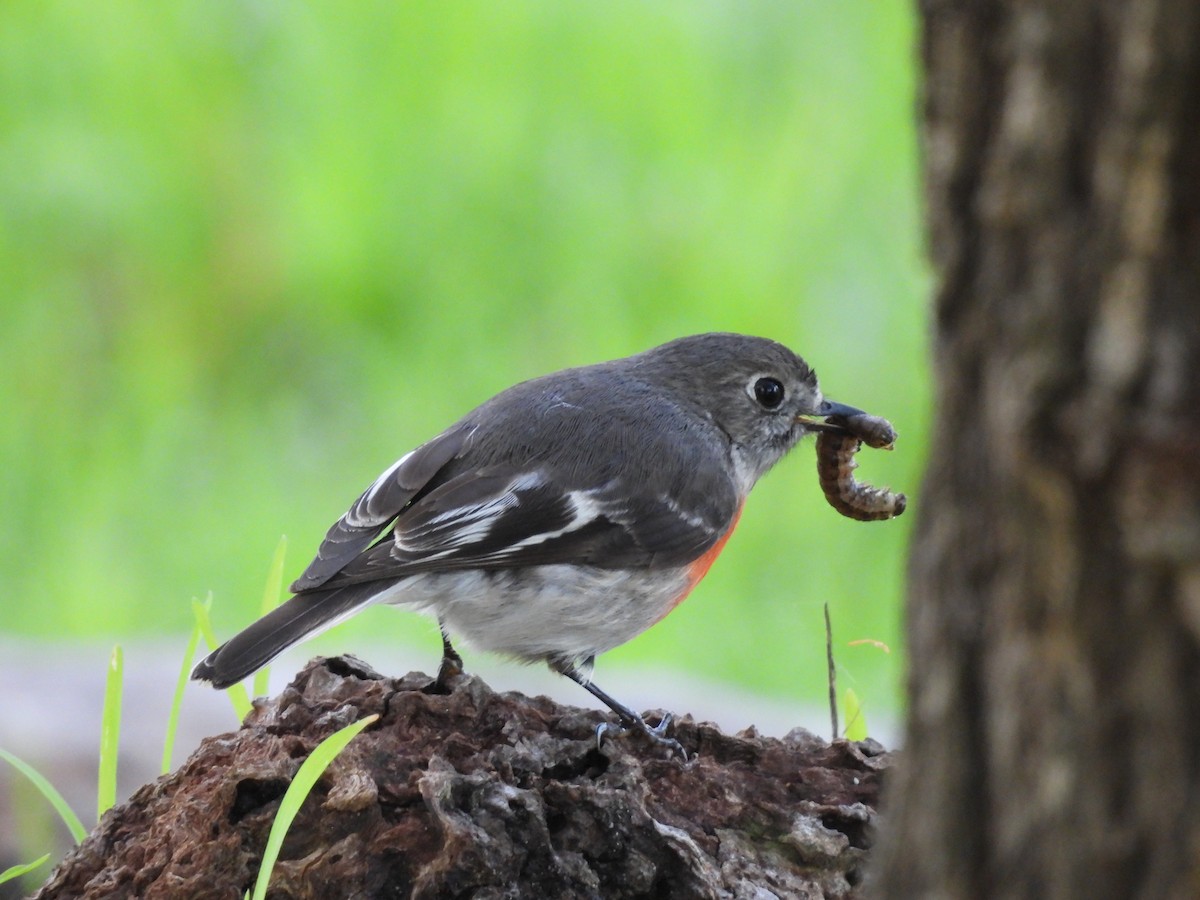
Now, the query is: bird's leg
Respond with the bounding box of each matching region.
[434,620,465,691]
[551,657,686,760]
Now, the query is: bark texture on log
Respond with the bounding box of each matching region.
[873,0,1200,896]
[34,657,889,899]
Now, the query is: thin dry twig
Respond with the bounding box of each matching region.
[825,602,838,741]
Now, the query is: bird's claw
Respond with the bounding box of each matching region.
[432,654,464,694]
[594,713,687,761]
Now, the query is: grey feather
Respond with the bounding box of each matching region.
[288,425,470,592]
[191,580,399,688]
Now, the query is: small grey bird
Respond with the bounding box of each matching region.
[192,333,863,753]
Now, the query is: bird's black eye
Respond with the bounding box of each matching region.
[753,377,785,410]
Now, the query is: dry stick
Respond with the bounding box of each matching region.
[825,602,838,740]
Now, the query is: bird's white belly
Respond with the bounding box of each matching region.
[372,564,693,663]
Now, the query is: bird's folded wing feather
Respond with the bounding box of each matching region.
[313,464,737,588]
[289,424,471,592]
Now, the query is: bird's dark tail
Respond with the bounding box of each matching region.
[191,580,400,689]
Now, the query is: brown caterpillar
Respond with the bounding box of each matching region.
[815,414,907,521]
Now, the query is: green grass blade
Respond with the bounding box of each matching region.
[162,619,205,775]
[250,714,379,900]
[97,645,123,821]
[843,687,868,742]
[193,593,253,720]
[252,535,288,699]
[0,853,51,886]
[0,749,87,843]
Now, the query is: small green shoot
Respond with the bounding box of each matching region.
[840,637,889,741]
[193,593,253,720]
[0,749,87,843]
[253,535,288,699]
[97,645,123,821]
[163,609,207,775]
[250,713,379,900]
[843,687,868,742]
[0,854,51,886]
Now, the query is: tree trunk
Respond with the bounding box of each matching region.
[872,0,1200,896]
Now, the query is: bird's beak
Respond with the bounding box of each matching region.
[797,399,866,433]
[816,400,865,419]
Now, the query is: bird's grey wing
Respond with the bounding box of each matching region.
[288,424,471,592]
[321,459,739,586]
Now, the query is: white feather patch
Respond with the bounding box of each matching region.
[345,449,416,527]
[396,471,546,552]
[497,489,607,553]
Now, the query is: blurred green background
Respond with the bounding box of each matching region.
[1,1,927,718]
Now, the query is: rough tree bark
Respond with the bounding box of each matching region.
[872,0,1200,897]
[33,657,889,899]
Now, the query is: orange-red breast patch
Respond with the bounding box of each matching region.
[656,504,744,622]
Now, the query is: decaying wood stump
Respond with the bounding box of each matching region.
[33,656,890,899]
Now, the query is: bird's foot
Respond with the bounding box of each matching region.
[595,711,687,761]
[433,653,464,693]
[432,622,466,693]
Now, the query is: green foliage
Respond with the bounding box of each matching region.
[843,687,868,742]
[3,635,376,896]
[193,593,254,719]
[0,2,927,709]
[0,854,51,886]
[97,645,124,821]
[0,749,87,844]
[163,610,205,774]
[250,714,380,900]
